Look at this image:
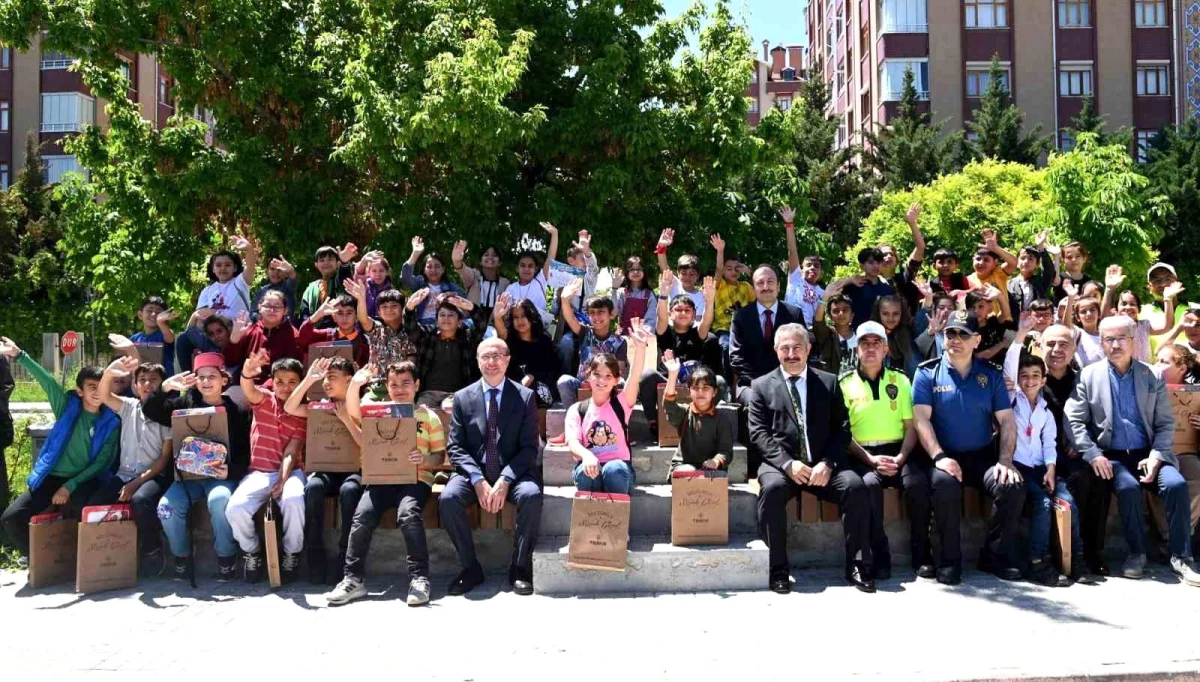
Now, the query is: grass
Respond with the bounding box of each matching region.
[10,381,49,403]
[1,417,37,569]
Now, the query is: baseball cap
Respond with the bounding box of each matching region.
[855,321,888,343]
[944,310,975,333]
[192,352,225,371]
[1148,262,1177,283]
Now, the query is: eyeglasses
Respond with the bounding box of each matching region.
[1102,336,1132,346]
[1150,276,1175,285]
[260,304,285,311]
[944,329,974,340]
[478,352,509,362]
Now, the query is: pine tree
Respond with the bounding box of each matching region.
[964,59,1052,165]
[1063,96,1131,150]
[863,67,959,191]
[14,132,48,221]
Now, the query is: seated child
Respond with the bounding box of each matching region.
[662,352,732,479]
[130,295,177,375]
[557,284,627,407]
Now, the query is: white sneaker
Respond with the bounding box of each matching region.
[1170,556,1200,587]
[407,577,431,606]
[1122,553,1146,579]
[325,577,367,606]
[16,555,29,569]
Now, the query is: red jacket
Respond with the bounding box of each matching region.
[297,318,370,368]
[224,321,302,378]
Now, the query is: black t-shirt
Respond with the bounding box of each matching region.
[424,338,466,392]
[658,327,722,373]
[1043,367,1078,457]
[507,334,559,389]
[971,316,1008,353]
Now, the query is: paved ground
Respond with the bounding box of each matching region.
[4,565,1200,680]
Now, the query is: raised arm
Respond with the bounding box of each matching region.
[781,207,800,273]
[345,365,374,422]
[491,293,512,340]
[1152,282,1186,335]
[285,358,330,417]
[99,356,139,412]
[906,202,926,264]
[656,269,675,336]
[540,222,559,279]
[656,228,674,275]
[157,308,178,344]
[559,278,586,336]
[662,350,681,398]
[697,277,717,338]
[981,230,1018,275]
[622,321,650,407]
[1101,264,1123,318]
[343,278,375,333]
[235,234,260,287]
[238,348,272,406]
[452,240,477,290]
[710,233,726,281]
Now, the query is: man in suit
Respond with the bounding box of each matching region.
[1065,315,1200,585]
[731,265,804,473]
[439,337,543,596]
[749,323,874,594]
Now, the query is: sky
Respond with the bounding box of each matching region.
[657,0,808,49]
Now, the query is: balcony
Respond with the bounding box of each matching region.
[881,89,929,102]
[880,22,929,34]
[39,122,82,133]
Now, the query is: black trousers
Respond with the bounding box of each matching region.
[756,463,871,574]
[304,472,363,555]
[86,474,171,555]
[735,386,759,474]
[438,473,542,580]
[1060,455,1110,558]
[344,483,431,581]
[850,444,934,569]
[930,447,1026,569]
[0,474,99,556]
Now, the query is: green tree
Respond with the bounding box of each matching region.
[1140,121,1200,287]
[863,67,959,191]
[1063,96,1130,150]
[963,59,1052,165]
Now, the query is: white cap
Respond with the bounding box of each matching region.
[1148,262,1177,283]
[855,321,888,343]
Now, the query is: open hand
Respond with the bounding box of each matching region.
[1104,264,1125,290]
[662,350,680,375]
[657,228,675,249]
[710,233,726,252]
[779,206,796,224]
[906,202,921,227]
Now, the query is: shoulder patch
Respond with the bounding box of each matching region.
[917,358,941,370]
[838,368,857,383]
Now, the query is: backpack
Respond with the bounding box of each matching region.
[576,396,628,443]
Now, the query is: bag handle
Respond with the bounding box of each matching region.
[184,415,213,434]
[372,418,402,442]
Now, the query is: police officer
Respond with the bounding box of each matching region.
[842,321,934,581]
[912,310,1024,585]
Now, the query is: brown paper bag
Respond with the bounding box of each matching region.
[566,492,630,571]
[671,470,729,546]
[133,342,165,367]
[264,504,282,588]
[75,520,137,594]
[306,402,360,472]
[171,407,230,480]
[306,342,355,400]
[29,515,77,588]
[1169,386,1200,454]
[1052,498,1072,577]
[657,384,690,447]
[360,403,419,484]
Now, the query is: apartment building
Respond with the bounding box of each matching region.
[805,0,1198,160]
[747,42,805,126]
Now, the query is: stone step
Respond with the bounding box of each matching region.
[539,484,759,538]
[541,444,749,486]
[532,534,768,595]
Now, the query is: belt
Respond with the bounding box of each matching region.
[1103,447,1151,460]
[859,440,902,447]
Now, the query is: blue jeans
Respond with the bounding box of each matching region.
[1018,464,1083,561]
[156,479,236,558]
[573,460,635,495]
[557,331,578,377]
[557,375,583,407]
[1111,456,1192,558]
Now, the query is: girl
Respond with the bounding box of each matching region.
[452,240,511,320]
[196,235,259,320]
[871,295,920,378]
[503,222,573,327]
[565,323,651,495]
[613,256,658,334]
[1102,264,1180,362]
[492,294,559,407]
[401,237,467,324]
[1157,343,1200,385]
[1064,287,1105,367]
[661,351,731,479]
[1053,241,1092,302]
[354,250,395,319]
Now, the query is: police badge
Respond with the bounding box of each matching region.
[976,373,988,388]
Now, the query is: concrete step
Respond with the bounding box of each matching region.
[539,484,759,538]
[541,444,749,486]
[532,534,768,595]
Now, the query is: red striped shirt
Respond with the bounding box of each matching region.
[249,389,307,473]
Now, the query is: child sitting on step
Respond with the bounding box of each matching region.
[661,351,732,481]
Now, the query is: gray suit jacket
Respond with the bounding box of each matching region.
[1065,360,1176,466]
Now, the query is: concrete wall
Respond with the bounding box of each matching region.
[12,33,40,171]
[1097,0,1134,130]
[1013,0,1057,138]
[927,0,963,130]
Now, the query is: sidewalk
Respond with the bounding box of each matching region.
[4,565,1200,680]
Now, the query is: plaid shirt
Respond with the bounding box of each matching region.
[714,279,754,332]
[404,305,488,388]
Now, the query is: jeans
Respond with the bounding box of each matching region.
[1016,463,1083,562]
[1,474,99,556]
[226,470,307,554]
[573,460,635,495]
[86,474,171,555]
[175,325,217,374]
[557,331,578,377]
[156,479,236,558]
[344,483,431,581]
[1108,454,1192,558]
[715,330,731,378]
[303,472,363,556]
[557,375,584,408]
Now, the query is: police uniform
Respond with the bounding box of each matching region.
[841,366,933,571]
[912,312,1026,573]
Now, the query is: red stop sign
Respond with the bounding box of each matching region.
[60,331,79,355]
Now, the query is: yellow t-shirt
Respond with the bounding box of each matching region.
[968,269,1010,317]
[840,368,913,443]
[714,279,755,332]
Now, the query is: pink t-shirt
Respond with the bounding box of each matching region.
[566,393,633,464]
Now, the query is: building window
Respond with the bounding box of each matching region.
[880,59,929,101]
[750,67,759,84]
[836,64,846,100]
[42,155,84,183]
[1059,65,1092,97]
[40,48,74,70]
[964,0,1008,28]
[0,101,8,132]
[966,64,1010,96]
[0,163,8,190]
[0,46,10,69]
[748,97,759,114]
[776,95,792,111]
[880,0,929,33]
[118,58,132,84]
[1136,64,1170,96]
[1136,130,1156,163]
[158,76,173,106]
[1057,0,1090,27]
[1060,129,1076,152]
[40,93,95,132]
[1135,0,1167,27]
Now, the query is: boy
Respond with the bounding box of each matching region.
[225,350,308,584]
[226,290,303,374]
[1007,232,1058,313]
[326,361,446,606]
[298,294,370,368]
[1002,349,1083,586]
[710,233,755,355]
[967,229,1019,317]
[252,255,299,321]
[0,338,120,569]
[557,282,628,406]
[284,356,364,584]
[839,247,895,327]
[176,310,234,373]
[879,202,927,314]
[299,243,358,327]
[656,228,708,320]
[644,271,722,438]
[966,287,1012,360]
[404,289,488,408]
[89,356,172,571]
[1052,241,1093,303]
[662,351,731,478]
[131,295,177,375]
[929,248,970,296]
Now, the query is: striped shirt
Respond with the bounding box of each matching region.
[363,400,447,486]
[249,389,307,473]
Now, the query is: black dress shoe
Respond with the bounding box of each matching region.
[512,579,534,596]
[769,572,792,594]
[916,564,937,580]
[448,564,485,596]
[1086,554,1111,577]
[936,565,962,585]
[846,564,876,593]
[978,550,1022,581]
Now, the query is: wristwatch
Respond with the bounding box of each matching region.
[932,452,948,463]
[657,294,669,300]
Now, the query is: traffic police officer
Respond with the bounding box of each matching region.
[912,310,1024,585]
[842,321,934,581]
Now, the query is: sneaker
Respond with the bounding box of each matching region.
[173,556,192,582]
[1122,553,1146,580]
[243,550,265,584]
[141,548,167,577]
[325,577,367,606]
[407,577,431,606]
[1028,558,1068,587]
[217,555,238,582]
[1170,556,1200,587]
[281,552,301,584]
[16,555,29,570]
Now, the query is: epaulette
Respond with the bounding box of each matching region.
[837,367,857,383]
[917,357,941,370]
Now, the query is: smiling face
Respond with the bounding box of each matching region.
[258,292,287,328]
[1017,364,1045,403]
[586,362,618,397]
[378,300,402,326]
[1148,268,1176,298]
[210,255,237,283]
[476,338,511,384]
[670,299,696,331]
[1100,319,1135,367]
[436,306,460,337]
[367,261,389,285]
[774,329,810,373]
[1117,292,1140,320]
[271,369,302,402]
[878,300,902,331]
[322,368,351,401]
[1076,300,1101,332]
[424,256,445,284]
[1062,245,1087,275]
[315,254,339,277]
[802,258,822,284]
[753,267,779,307]
[138,302,164,332]
[510,306,533,339]
[625,261,645,286]
[386,370,418,403]
[77,378,104,411]
[1017,251,1039,277]
[587,305,613,335]
[480,247,502,271]
[132,369,164,402]
[971,298,991,322]
[194,366,228,401]
[689,382,717,412]
[1030,306,1054,332]
[829,300,853,329]
[973,253,996,277]
[516,256,538,284]
[943,327,980,359]
[1040,326,1075,373]
[204,321,230,348]
[933,256,957,278]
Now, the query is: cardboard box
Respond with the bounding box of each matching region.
[656,384,690,447]
[360,403,419,485]
[883,488,901,521]
[264,504,282,588]
[1169,386,1200,454]
[820,501,840,523]
[75,519,137,594]
[133,342,165,367]
[306,402,360,472]
[670,470,729,545]
[799,491,821,523]
[1052,498,1072,577]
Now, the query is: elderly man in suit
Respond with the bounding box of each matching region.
[1066,315,1200,585]
[439,337,543,596]
[750,323,873,594]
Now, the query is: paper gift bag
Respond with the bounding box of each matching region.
[264,504,282,588]
[671,470,729,546]
[306,341,355,400]
[29,514,77,589]
[1052,498,1072,577]
[306,401,360,472]
[566,492,630,572]
[1169,386,1200,454]
[132,342,165,367]
[172,407,230,480]
[656,384,690,447]
[75,517,137,594]
[360,403,419,485]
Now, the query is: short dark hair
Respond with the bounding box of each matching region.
[134,363,167,382]
[802,255,823,267]
[1018,354,1046,375]
[332,294,356,311]
[139,295,166,312]
[375,289,404,308]
[965,289,991,309]
[722,250,742,265]
[76,366,104,388]
[204,314,232,332]
[385,361,419,382]
[1018,245,1041,259]
[436,295,463,318]
[326,357,357,376]
[1029,298,1054,312]
[1062,241,1088,258]
[1118,289,1142,308]
[583,352,621,379]
[516,250,542,270]
[271,358,304,379]
[585,294,614,313]
[827,293,853,310]
[669,294,696,312]
[974,247,998,260]
[932,248,958,262]
[315,246,339,261]
[857,247,884,264]
[686,365,719,391]
[205,250,245,282]
[931,292,955,309]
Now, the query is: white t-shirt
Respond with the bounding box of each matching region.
[197,277,252,319]
[785,267,824,328]
[1075,329,1105,368]
[668,282,707,322]
[504,265,575,327]
[116,397,171,483]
